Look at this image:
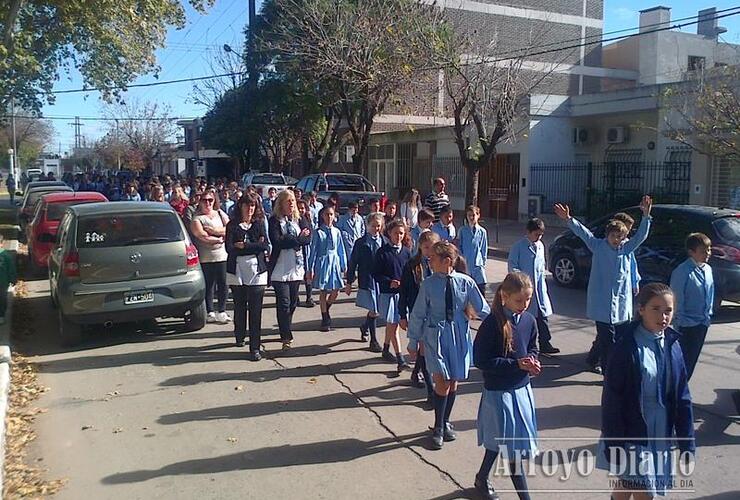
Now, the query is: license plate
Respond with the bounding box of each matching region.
[124,291,154,305]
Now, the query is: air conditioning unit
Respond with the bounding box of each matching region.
[607,127,627,144]
[572,127,589,145]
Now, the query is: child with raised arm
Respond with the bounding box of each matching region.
[407,241,490,450]
[554,196,653,374]
[508,218,559,354]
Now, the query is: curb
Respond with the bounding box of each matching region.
[0,241,18,491]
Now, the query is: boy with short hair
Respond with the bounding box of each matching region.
[431,205,457,244]
[337,201,366,258]
[0,234,17,324]
[670,232,714,380]
[459,205,488,296]
[411,209,435,253]
[508,217,559,354]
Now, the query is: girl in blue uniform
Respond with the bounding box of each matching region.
[307,206,347,332]
[459,205,488,296]
[346,212,386,352]
[473,272,541,500]
[373,219,413,370]
[296,199,315,308]
[399,231,441,401]
[600,283,695,500]
[431,205,457,243]
[408,241,490,450]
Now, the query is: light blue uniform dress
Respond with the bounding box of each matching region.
[407,271,490,380]
[598,325,673,497]
[568,216,651,324]
[308,224,347,290]
[508,238,553,318]
[670,258,714,328]
[431,221,456,243]
[337,213,366,259]
[459,224,488,285]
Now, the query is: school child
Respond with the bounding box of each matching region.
[384,200,398,226]
[554,195,653,374]
[373,219,413,370]
[337,201,366,258]
[431,205,457,244]
[0,234,17,324]
[508,218,559,355]
[411,208,435,253]
[307,206,347,332]
[599,283,695,500]
[346,213,386,352]
[459,205,488,297]
[399,231,441,401]
[296,199,315,308]
[670,232,714,381]
[473,272,541,500]
[407,241,490,450]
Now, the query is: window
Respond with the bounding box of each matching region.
[326,175,372,191]
[304,176,317,193]
[47,201,99,221]
[665,147,692,163]
[688,56,705,71]
[76,213,184,248]
[251,174,285,185]
[604,149,643,163]
[713,217,740,243]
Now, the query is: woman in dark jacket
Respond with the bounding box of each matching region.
[226,193,269,360]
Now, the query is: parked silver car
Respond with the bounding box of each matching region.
[48,202,207,345]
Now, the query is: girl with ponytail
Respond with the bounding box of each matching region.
[473,272,541,500]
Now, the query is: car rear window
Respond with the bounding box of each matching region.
[28,189,68,206]
[713,217,740,243]
[47,200,99,221]
[251,174,285,185]
[76,213,184,248]
[326,175,372,191]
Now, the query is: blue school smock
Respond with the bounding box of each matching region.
[508,237,552,317]
[568,216,651,324]
[599,323,695,497]
[309,201,323,227]
[459,224,488,285]
[431,221,456,243]
[337,213,366,259]
[307,224,346,290]
[348,233,385,313]
[670,258,714,328]
[410,225,429,254]
[407,271,490,380]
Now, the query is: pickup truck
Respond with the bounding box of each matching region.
[294,173,386,214]
[240,172,296,197]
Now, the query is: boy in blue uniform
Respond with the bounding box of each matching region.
[508,218,559,354]
[670,232,714,381]
[459,205,488,296]
[410,209,434,253]
[554,195,652,374]
[431,205,457,244]
[337,201,366,258]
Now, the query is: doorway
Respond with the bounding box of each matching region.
[478,153,520,219]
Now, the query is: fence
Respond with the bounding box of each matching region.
[530,161,691,219]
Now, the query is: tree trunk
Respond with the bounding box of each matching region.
[464,158,481,207]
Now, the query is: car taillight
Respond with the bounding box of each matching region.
[63,251,80,277]
[186,243,200,268]
[712,244,740,264]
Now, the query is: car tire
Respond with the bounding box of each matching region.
[552,253,581,288]
[184,301,207,332]
[59,309,82,347]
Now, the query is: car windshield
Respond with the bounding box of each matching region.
[326,175,372,191]
[713,216,740,243]
[47,200,99,221]
[251,174,285,185]
[76,213,184,248]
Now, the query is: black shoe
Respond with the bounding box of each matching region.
[397,361,412,372]
[443,422,457,442]
[422,396,434,411]
[360,324,369,342]
[410,371,425,388]
[474,475,500,500]
[250,351,262,362]
[591,364,603,375]
[320,312,330,332]
[235,340,246,347]
[540,342,560,354]
[381,349,396,363]
[369,340,383,353]
[305,298,315,308]
[430,428,444,450]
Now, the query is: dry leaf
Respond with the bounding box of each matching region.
[234,385,244,391]
[307,378,318,385]
[81,425,94,431]
[226,437,238,443]
[112,427,123,434]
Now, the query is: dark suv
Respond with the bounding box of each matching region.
[548,205,740,307]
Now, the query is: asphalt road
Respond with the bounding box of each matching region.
[18,258,740,499]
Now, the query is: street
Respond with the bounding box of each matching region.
[16,258,740,499]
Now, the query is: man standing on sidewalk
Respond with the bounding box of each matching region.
[424,177,450,222]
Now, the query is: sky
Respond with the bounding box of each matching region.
[41,0,740,155]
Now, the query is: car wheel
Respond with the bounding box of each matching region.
[184,301,207,332]
[553,253,580,288]
[59,309,82,347]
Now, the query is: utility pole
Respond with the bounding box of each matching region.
[10,98,18,178]
[247,0,258,172]
[115,119,121,170]
[68,116,84,153]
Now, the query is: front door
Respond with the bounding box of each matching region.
[478,154,520,220]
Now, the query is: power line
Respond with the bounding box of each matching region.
[1,114,198,122]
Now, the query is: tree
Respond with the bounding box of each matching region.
[200,86,252,173]
[0,114,54,167]
[190,48,246,109]
[263,0,444,173]
[0,0,214,112]
[662,66,740,163]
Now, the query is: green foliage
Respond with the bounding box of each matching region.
[0,0,214,111]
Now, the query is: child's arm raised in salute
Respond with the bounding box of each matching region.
[621,195,653,254]
[554,203,599,251]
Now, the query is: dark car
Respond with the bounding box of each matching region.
[294,173,385,214]
[548,205,740,308]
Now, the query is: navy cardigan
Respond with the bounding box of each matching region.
[347,234,384,291]
[398,259,423,321]
[473,312,539,391]
[372,244,412,294]
[225,219,269,276]
[601,321,695,463]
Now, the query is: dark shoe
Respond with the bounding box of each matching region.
[382,349,396,363]
[249,351,262,362]
[320,312,330,332]
[305,298,315,308]
[591,364,603,375]
[422,396,434,411]
[410,371,425,388]
[397,361,412,372]
[443,422,457,442]
[369,340,383,353]
[235,340,246,347]
[474,475,500,500]
[360,324,369,342]
[430,428,444,450]
[540,342,560,354]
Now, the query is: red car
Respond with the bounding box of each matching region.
[26,191,109,274]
